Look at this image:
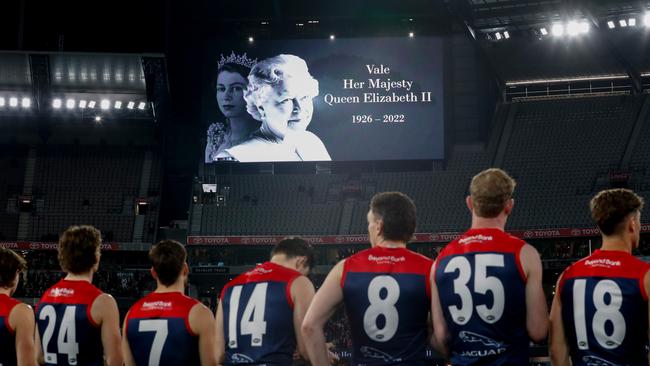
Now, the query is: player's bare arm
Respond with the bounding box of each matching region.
[291,275,316,361]
[520,243,549,342]
[10,303,37,366]
[302,259,345,366]
[549,274,570,366]
[429,262,449,358]
[91,293,123,366]
[189,302,219,366]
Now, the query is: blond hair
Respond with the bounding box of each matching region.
[469,168,516,218]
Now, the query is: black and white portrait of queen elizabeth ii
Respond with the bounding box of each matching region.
[221,54,332,162]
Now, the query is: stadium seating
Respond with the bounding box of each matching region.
[193,94,648,236]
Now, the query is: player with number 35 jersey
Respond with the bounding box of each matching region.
[216,238,316,365]
[550,189,650,366]
[431,169,548,365]
[303,192,433,366]
[35,226,122,366]
[123,240,218,366]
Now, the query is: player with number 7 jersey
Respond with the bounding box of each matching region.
[123,240,218,366]
[216,238,316,365]
[550,189,650,366]
[35,226,122,366]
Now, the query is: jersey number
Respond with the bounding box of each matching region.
[572,279,626,350]
[138,319,168,366]
[39,305,80,365]
[363,276,400,342]
[228,283,268,348]
[444,254,506,325]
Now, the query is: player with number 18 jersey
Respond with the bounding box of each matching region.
[558,250,650,365]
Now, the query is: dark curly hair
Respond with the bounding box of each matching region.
[0,248,27,288]
[590,188,644,236]
[58,225,101,274]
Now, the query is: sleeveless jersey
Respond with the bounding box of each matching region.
[36,279,104,366]
[125,291,201,366]
[341,246,433,366]
[434,228,528,365]
[220,261,302,365]
[0,294,22,366]
[559,249,650,366]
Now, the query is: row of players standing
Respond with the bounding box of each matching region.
[0,167,648,365]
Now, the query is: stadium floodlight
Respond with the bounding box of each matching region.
[551,23,564,37]
[579,21,590,34]
[66,98,75,109]
[21,97,30,108]
[607,21,615,29]
[619,19,627,27]
[138,102,146,110]
[504,31,510,39]
[94,116,102,122]
[0,97,5,107]
[495,32,503,40]
[408,32,414,38]
[127,101,135,109]
[644,13,650,27]
[9,97,18,108]
[114,101,122,109]
[100,99,110,110]
[88,100,96,109]
[567,21,580,36]
[329,34,335,40]
[52,98,62,109]
[248,36,254,43]
[540,27,548,35]
[79,100,87,109]
[629,18,636,27]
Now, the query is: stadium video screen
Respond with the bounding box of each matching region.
[203,37,444,163]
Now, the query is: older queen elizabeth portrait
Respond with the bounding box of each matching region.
[220,54,332,162]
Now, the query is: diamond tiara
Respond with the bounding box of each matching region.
[217,51,257,70]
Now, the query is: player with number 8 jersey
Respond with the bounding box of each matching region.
[123,240,218,366]
[303,192,433,366]
[550,189,650,366]
[216,238,316,365]
[35,226,122,366]
[431,169,548,365]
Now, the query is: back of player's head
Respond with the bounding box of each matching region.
[58,225,101,274]
[149,240,187,286]
[271,237,314,269]
[469,168,516,218]
[0,248,27,289]
[590,188,644,236]
[370,191,417,242]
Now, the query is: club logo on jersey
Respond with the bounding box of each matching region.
[367,254,405,264]
[584,259,621,268]
[230,353,255,364]
[49,288,75,297]
[458,234,493,245]
[141,301,173,311]
[360,346,401,363]
[582,355,620,366]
